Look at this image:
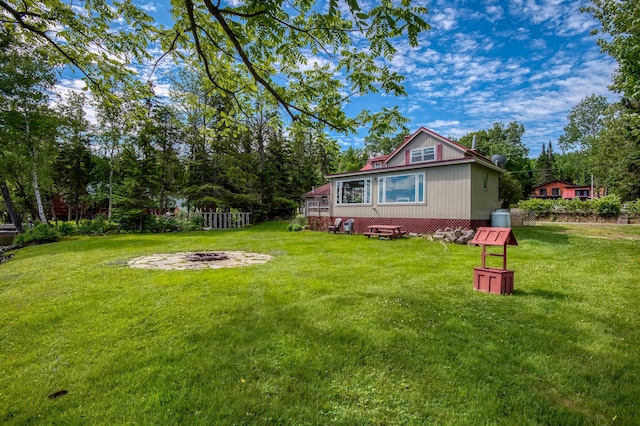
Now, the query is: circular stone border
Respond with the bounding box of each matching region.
[128,251,273,270]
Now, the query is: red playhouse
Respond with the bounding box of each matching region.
[469,227,518,295]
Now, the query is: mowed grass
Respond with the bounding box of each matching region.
[0,222,639,425]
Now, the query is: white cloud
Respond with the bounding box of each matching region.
[139,3,157,12]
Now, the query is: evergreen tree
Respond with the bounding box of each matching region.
[535,142,556,186]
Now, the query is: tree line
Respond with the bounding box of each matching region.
[1,0,639,230]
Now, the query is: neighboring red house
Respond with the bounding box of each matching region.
[532,180,603,200]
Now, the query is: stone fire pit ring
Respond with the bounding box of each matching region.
[128,251,273,270]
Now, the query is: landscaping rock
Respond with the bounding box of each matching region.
[432,228,475,245]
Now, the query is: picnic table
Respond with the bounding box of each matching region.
[363,225,406,239]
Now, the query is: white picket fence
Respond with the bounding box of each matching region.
[176,211,251,229]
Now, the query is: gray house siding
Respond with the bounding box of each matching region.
[310,127,504,234]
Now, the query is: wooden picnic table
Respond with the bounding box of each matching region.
[363,225,406,239]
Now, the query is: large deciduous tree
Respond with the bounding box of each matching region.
[583,0,640,200]
[0,30,58,225]
[558,94,609,153]
[583,0,640,109]
[1,0,429,137]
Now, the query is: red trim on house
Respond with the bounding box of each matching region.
[307,216,489,235]
[384,127,494,167]
[436,144,443,161]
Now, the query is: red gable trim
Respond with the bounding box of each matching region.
[386,127,467,164]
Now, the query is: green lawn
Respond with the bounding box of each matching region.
[1,222,639,425]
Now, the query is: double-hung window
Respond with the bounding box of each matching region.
[411,147,435,163]
[336,178,371,204]
[378,173,425,204]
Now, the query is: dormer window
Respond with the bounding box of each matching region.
[410,147,435,163]
[373,162,382,169]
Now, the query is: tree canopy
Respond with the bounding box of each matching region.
[0,0,429,134]
[583,0,640,109]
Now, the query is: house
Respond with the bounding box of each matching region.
[532,180,603,200]
[305,127,504,234]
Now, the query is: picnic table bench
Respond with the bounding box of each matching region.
[364,225,406,239]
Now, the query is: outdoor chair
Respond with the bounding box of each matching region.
[327,217,342,233]
[343,218,355,234]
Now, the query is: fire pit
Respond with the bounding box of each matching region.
[185,252,229,262]
[128,251,272,270]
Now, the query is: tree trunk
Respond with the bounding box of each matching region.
[31,163,47,223]
[108,166,113,220]
[0,178,23,233]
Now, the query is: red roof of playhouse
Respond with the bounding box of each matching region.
[302,183,331,197]
[470,227,518,246]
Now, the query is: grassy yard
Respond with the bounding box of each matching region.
[1,222,639,425]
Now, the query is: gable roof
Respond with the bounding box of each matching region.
[302,183,331,198]
[533,180,574,189]
[385,126,495,166]
[360,155,390,171]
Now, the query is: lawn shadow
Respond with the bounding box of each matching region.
[513,226,572,245]
[512,288,569,300]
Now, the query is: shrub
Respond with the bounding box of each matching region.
[593,194,621,216]
[153,215,179,233]
[518,198,555,214]
[624,199,640,217]
[56,221,76,236]
[75,215,119,235]
[113,209,156,232]
[269,197,299,220]
[13,223,59,246]
[287,214,308,231]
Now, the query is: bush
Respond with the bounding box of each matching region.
[13,223,59,246]
[270,197,299,220]
[56,221,76,236]
[287,214,308,231]
[518,198,555,214]
[593,194,621,216]
[624,199,640,217]
[153,215,179,233]
[75,215,119,235]
[113,209,156,232]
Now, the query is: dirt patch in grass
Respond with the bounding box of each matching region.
[128,251,273,270]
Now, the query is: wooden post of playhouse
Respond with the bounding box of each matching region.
[469,227,518,295]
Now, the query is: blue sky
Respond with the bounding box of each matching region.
[335,0,617,157]
[57,0,618,158]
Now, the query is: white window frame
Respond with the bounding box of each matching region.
[335,178,372,205]
[378,173,425,204]
[410,147,435,164]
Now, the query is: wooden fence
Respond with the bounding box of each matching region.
[175,211,251,229]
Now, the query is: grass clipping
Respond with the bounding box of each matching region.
[128,251,272,270]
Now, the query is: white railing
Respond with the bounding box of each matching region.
[176,210,251,229]
[306,201,330,212]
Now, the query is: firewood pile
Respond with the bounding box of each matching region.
[431,227,476,245]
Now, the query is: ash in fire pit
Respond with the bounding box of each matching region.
[186,252,229,262]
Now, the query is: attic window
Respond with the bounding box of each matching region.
[373,162,382,169]
[410,147,435,163]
